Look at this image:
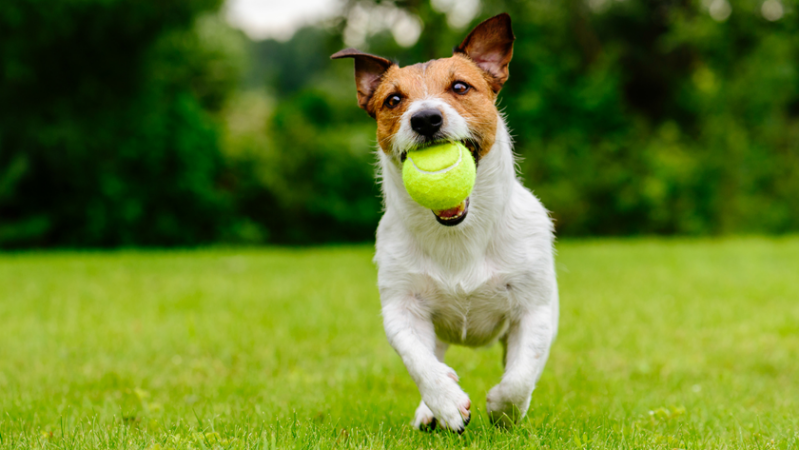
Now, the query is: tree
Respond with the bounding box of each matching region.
[0,0,244,247]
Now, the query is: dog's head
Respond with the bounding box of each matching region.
[332,13,514,224]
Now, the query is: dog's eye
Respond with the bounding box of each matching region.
[452,81,471,95]
[384,94,402,109]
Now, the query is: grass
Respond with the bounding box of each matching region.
[1,237,798,449]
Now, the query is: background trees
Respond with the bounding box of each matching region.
[2,0,797,247]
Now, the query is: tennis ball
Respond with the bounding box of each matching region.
[402,142,476,211]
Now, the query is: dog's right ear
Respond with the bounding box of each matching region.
[455,13,515,93]
[331,48,394,117]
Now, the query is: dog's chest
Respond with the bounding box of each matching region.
[422,271,514,347]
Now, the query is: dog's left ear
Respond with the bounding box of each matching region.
[331,48,394,117]
[454,13,515,93]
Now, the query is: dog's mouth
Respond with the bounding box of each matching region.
[400,138,477,227]
[433,198,469,226]
[400,138,480,164]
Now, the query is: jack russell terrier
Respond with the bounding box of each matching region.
[332,13,558,432]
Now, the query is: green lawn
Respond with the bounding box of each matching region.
[1,238,798,449]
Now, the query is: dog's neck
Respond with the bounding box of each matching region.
[378,116,516,271]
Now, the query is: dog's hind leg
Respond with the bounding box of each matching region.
[382,299,470,433]
[486,298,558,427]
[413,339,450,431]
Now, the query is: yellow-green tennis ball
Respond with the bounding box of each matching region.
[402,142,476,211]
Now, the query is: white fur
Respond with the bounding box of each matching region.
[374,99,559,431]
[391,98,471,154]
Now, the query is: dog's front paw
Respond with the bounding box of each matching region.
[486,383,530,428]
[412,401,436,431]
[420,366,471,433]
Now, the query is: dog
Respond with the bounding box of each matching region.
[332,13,558,432]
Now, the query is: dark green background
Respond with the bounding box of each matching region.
[1,0,797,248]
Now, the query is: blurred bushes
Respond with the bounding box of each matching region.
[0,0,241,247]
[246,0,798,239]
[220,87,381,244]
[496,0,799,235]
[2,0,798,248]
[220,26,383,244]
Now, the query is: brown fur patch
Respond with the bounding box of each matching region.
[371,54,500,159]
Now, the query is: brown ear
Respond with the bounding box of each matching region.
[454,13,515,93]
[331,48,394,116]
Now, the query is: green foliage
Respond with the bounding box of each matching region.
[0,0,243,247]
[495,0,799,235]
[255,89,382,243]
[1,239,798,448]
[244,0,799,241]
[225,89,381,243]
[214,24,383,244]
[3,0,798,247]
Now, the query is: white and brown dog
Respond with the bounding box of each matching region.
[332,13,558,432]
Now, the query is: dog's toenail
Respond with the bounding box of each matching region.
[420,417,437,432]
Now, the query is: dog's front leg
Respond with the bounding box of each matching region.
[487,303,557,427]
[382,299,470,432]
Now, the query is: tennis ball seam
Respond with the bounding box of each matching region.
[406,146,464,175]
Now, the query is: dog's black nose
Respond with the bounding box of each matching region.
[410,109,443,137]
